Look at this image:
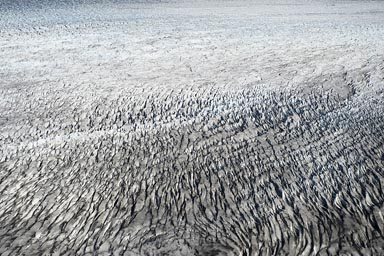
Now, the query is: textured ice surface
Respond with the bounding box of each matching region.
[0,1,384,255]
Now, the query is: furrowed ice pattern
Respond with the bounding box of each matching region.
[0,1,384,255]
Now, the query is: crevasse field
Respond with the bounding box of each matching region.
[0,0,384,255]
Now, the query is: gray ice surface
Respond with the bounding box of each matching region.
[0,1,384,255]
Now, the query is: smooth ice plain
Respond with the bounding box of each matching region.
[0,0,384,255]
